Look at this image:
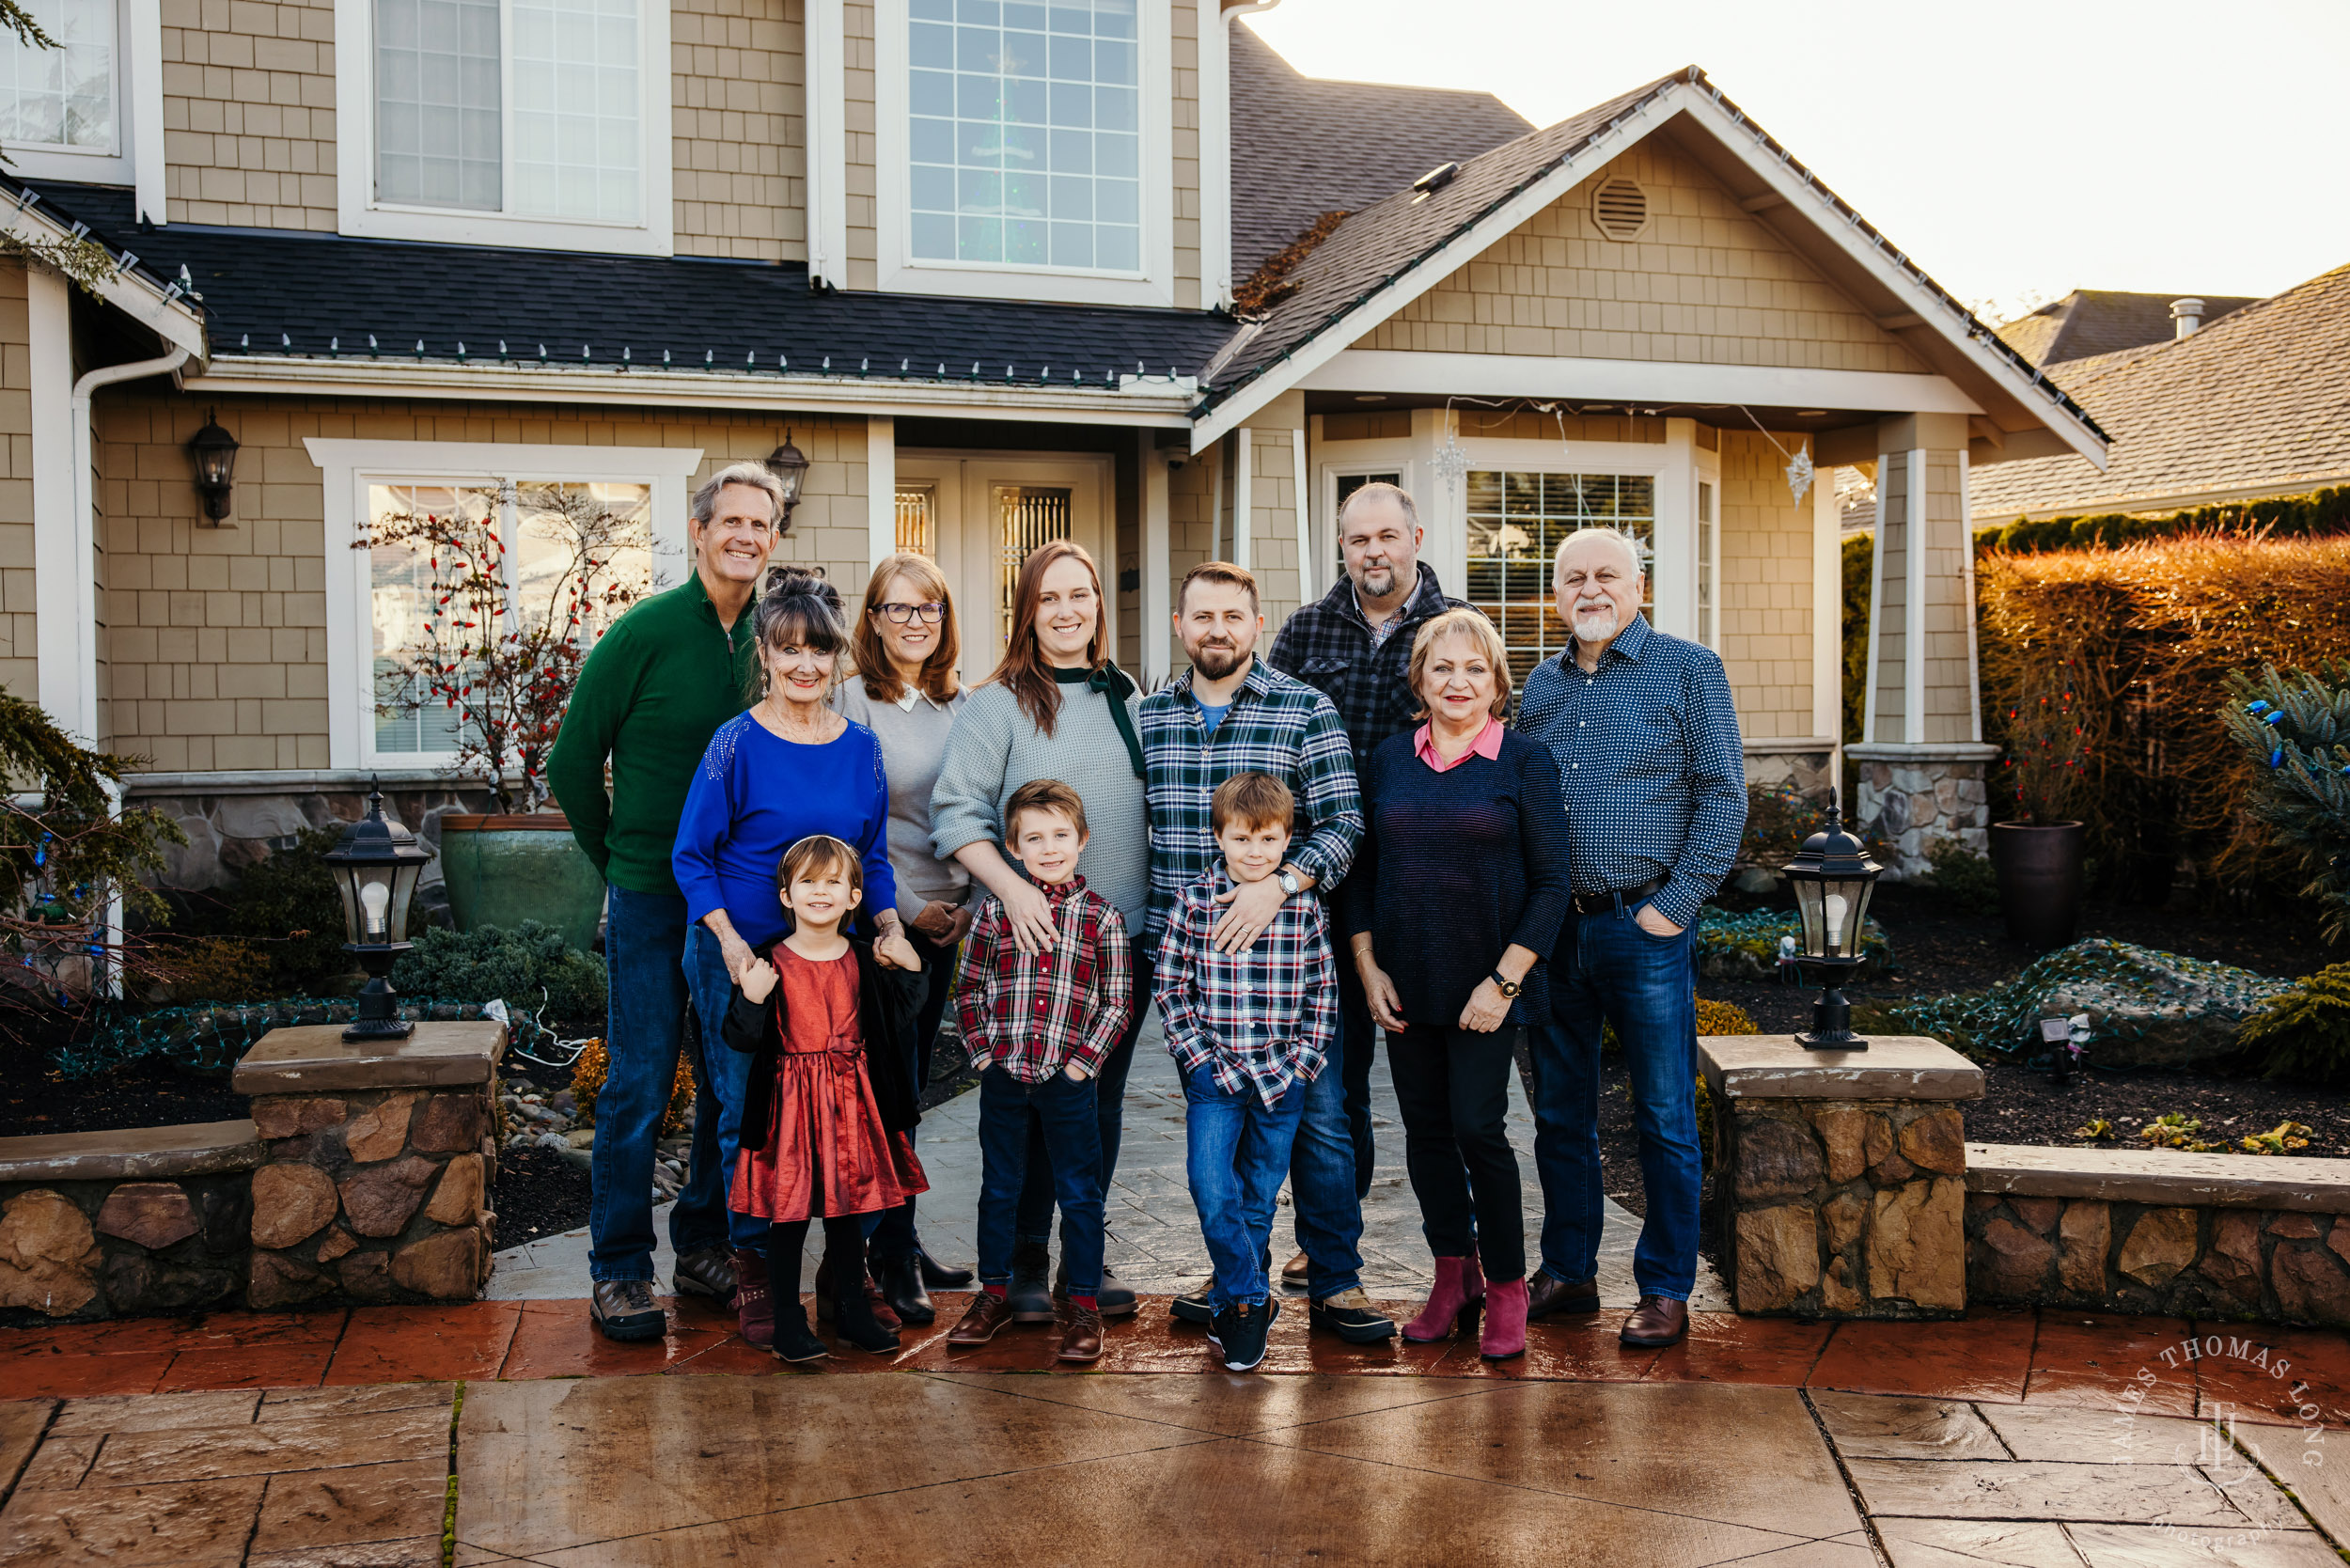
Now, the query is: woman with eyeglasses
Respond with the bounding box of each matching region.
[829,552,977,1321]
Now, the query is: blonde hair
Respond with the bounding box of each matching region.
[854,553,960,706]
[1407,607,1512,721]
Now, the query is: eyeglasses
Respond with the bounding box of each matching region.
[873,601,947,625]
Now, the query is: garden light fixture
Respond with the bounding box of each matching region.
[1782,790,1881,1050]
[188,410,240,523]
[763,431,809,519]
[322,778,435,1043]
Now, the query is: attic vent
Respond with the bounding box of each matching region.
[1591,177,1650,241]
[1411,162,1459,203]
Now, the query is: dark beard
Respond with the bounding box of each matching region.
[1191,641,1246,680]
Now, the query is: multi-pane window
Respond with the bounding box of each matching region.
[895,485,937,557]
[908,0,1140,273]
[996,484,1072,640]
[368,480,651,757]
[0,0,114,151]
[1465,470,1655,690]
[374,0,640,224]
[1697,478,1717,650]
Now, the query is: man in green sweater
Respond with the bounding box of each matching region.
[546,460,785,1342]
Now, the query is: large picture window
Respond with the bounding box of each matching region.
[907,0,1140,273]
[0,0,115,154]
[1465,470,1655,689]
[370,0,641,225]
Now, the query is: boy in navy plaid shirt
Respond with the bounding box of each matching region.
[1154,772,1337,1372]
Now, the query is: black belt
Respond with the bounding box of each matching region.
[1569,877,1664,916]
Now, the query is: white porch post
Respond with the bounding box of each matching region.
[1231,426,1252,572]
[867,416,896,574]
[1292,424,1312,603]
[1138,429,1170,685]
[28,268,84,741]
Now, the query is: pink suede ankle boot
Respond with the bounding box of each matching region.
[1480,1277,1528,1360]
[1402,1252,1485,1343]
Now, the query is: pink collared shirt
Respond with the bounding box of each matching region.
[1413,716,1505,773]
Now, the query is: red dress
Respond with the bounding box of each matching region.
[730,946,928,1222]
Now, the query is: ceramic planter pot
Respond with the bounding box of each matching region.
[1989,821,2086,951]
[436,813,604,953]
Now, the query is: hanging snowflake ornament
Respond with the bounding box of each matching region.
[1431,430,1470,497]
[1784,445,1815,505]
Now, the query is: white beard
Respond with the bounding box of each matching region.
[1572,604,1620,642]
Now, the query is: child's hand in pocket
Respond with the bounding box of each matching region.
[740,956,779,1004]
[1063,1062,1091,1082]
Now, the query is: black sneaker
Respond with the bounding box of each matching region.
[1211,1296,1278,1372]
[1309,1288,1397,1343]
[1170,1278,1215,1325]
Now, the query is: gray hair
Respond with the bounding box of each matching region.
[691,461,788,532]
[1337,480,1418,536]
[1553,526,1646,581]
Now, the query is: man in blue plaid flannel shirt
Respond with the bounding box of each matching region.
[1137,561,1393,1344]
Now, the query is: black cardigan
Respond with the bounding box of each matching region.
[719,934,927,1147]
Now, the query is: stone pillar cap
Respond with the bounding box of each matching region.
[1700,1034,1984,1102]
[232,1021,508,1095]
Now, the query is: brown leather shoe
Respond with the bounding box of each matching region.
[1620,1294,1688,1347]
[1527,1273,1602,1320]
[948,1292,1015,1346]
[1058,1304,1104,1363]
[1280,1250,1310,1284]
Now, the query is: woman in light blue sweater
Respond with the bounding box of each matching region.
[930,540,1150,1320]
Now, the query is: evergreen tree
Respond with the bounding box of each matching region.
[2224,659,2350,942]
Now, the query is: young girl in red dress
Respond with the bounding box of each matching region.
[723,835,929,1361]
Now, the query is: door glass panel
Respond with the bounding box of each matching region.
[995,484,1073,642]
[1465,469,1655,691]
[1331,470,1402,572]
[896,484,937,557]
[1697,478,1716,650]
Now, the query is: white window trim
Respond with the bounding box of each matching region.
[2,0,162,220]
[870,0,1174,307]
[331,0,674,256]
[306,438,703,770]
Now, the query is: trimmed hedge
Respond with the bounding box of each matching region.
[1977,483,2350,556]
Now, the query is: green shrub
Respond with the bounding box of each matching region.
[1977,483,2350,557]
[2223,660,2350,943]
[1924,839,2000,916]
[2235,962,2350,1088]
[174,826,352,995]
[1842,531,1872,748]
[391,920,606,1027]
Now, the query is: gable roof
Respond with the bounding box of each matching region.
[1230,23,1531,278]
[1191,66,2108,469]
[1968,263,2350,522]
[1996,290,2262,367]
[24,181,1235,417]
[0,175,208,361]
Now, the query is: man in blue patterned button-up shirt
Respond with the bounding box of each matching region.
[1515,527,1746,1351]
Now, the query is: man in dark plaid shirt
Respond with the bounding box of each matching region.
[1139,562,1391,1344]
[1265,481,1469,1203]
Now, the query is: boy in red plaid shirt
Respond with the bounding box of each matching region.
[945,779,1132,1363]
[1153,772,1338,1372]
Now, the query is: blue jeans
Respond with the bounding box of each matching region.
[1286,1043,1368,1297]
[1529,899,1702,1301]
[1183,1063,1308,1309]
[590,886,727,1282]
[977,1066,1104,1296]
[1014,933,1155,1250]
[682,922,767,1254]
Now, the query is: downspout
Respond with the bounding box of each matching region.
[71,344,192,996]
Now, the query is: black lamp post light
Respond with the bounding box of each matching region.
[1783,790,1884,1051]
[188,409,240,523]
[322,778,436,1043]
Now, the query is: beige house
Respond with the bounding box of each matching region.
[0,4,2104,889]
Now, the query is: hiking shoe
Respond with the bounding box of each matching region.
[671,1246,736,1302]
[589,1279,665,1343]
[1309,1288,1397,1343]
[1170,1278,1216,1325]
[1211,1296,1278,1372]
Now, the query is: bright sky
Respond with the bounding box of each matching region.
[1243,0,2350,320]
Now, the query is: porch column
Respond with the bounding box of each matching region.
[865,416,895,578]
[1137,429,1171,685]
[1851,412,1995,877]
[27,267,82,740]
[1240,391,1305,623]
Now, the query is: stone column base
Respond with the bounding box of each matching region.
[1846,743,1998,879]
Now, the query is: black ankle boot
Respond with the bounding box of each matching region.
[772,1302,828,1363]
[833,1277,901,1355]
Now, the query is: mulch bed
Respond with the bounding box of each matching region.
[0,1049,247,1140]
[491,1144,593,1250]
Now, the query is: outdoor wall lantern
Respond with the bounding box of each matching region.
[322,778,435,1043]
[1783,791,1882,1051]
[188,410,240,523]
[763,431,809,521]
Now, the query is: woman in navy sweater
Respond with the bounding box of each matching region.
[1346,608,1571,1362]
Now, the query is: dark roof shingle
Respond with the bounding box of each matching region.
[1995,290,2261,367]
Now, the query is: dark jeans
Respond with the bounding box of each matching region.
[1530,900,1702,1301]
[1285,1035,1368,1296]
[590,886,737,1282]
[1014,932,1156,1249]
[1326,906,1378,1200]
[869,927,958,1262]
[682,922,769,1253]
[1386,1023,1526,1281]
[1182,1062,1308,1309]
[978,1066,1104,1296]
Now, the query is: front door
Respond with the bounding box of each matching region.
[897,453,1114,684]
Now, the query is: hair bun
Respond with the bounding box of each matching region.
[763,564,840,607]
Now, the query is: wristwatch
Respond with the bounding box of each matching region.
[1488,970,1523,999]
[1277,868,1304,897]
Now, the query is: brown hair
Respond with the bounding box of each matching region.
[1004,778,1089,843]
[775,834,861,896]
[1179,559,1260,616]
[1212,771,1294,837]
[982,540,1107,736]
[854,553,960,706]
[1407,607,1513,721]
